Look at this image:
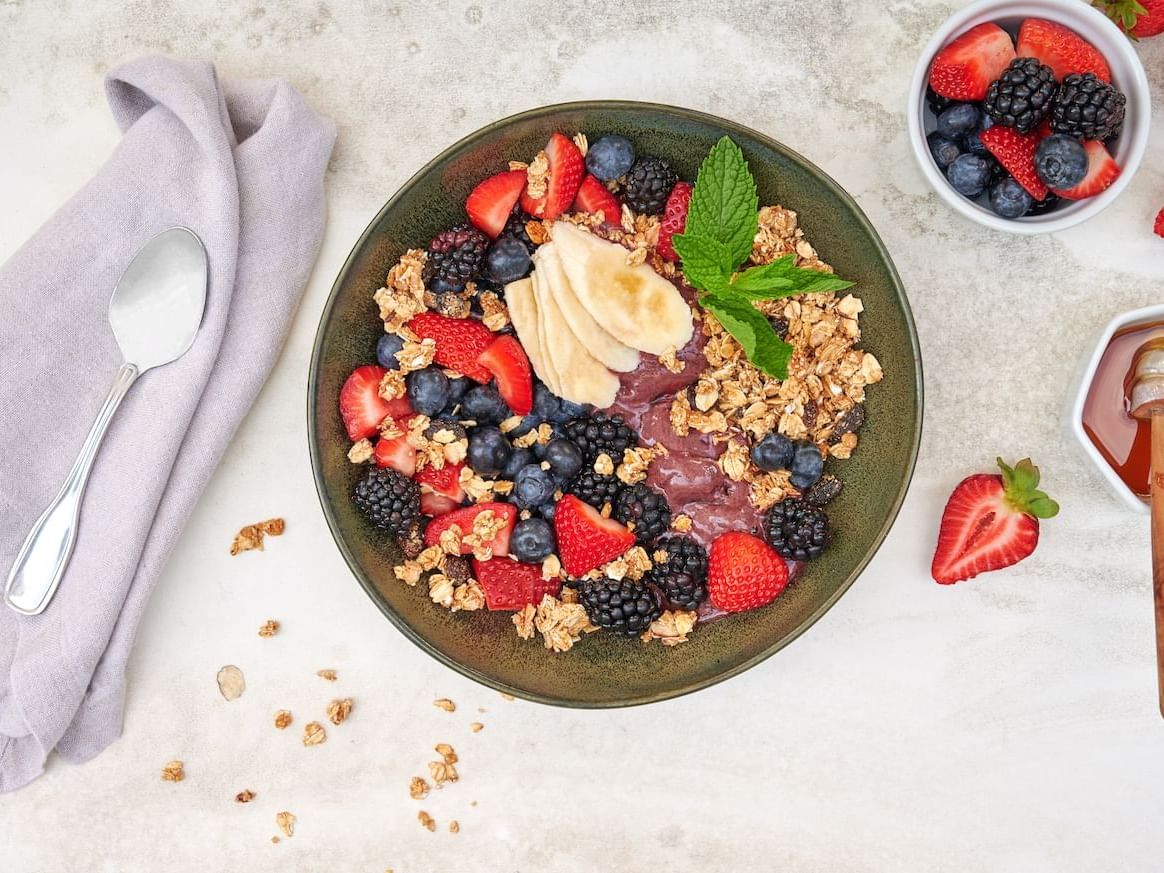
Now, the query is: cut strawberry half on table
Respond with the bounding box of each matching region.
[1155,207,1164,239]
[466,169,527,238]
[980,125,1050,201]
[417,462,465,516]
[373,430,417,476]
[929,22,1017,101]
[656,181,693,262]
[1015,18,1112,82]
[707,532,789,613]
[553,494,635,577]
[931,458,1059,585]
[572,174,621,225]
[339,364,393,441]
[423,502,517,557]
[477,335,532,415]
[407,311,495,383]
[471,557,562,611]
[1051,140,1121,200]
[520,133,585,221]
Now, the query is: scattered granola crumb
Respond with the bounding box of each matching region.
[410,776,430,800]
[593,452,615,476]
[235,789,256,803]
[449,820,460,834]
[658,346,684,374]
[271,836,280,844]
[347,438,374,464]
[572,131,588,155]
[302,721,327,746]
[533,594,596,652]
[525,151,549,199]
[317,669,338,681]
[257,619,280,638]
[216,665,246,701]
[641,610,699,646]
[470,722,484,733]
[470,800,478,807]
[326,698,353,726]
[500,692,515,701]
[418,810,436,832]
[512,603,536,640]
[276,811,296,838]
[274,710,292,730]
[434,698,456,712]
[435,743,458,764]
[230,518,285,555]
[428,760,459,786]
[161,760,184,783]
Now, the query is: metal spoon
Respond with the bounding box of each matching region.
[4,227,208,615]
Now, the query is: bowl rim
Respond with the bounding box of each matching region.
[907,0,1152,235]
[307,100,925,707]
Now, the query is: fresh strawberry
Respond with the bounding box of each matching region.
[407,312,495,382]
[520,133,585,221]
[656,182,693,262]
[466,169,527,238]
[980,125,1050,201]
[423,502,517,557]
[1051,140,1121,200]
[339,365,392,441]
[420,492,461,516]
[384,394,415,422]
[553,494,635,577]
[418,462,465,516]
[706,532,789,613]
[932,458,1059,585]
[477,335,532,415]
[471,557,562,610]
[1155,206,1164,238]
[1096,0,1164,38]
[572,174,621,225]
[1016,18,1112,81]
[373,430,417,476]
[929,22,1017,101]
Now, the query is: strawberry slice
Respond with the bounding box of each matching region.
[384,394,415,422]
[477,335,532,415]
[572,174,621,225]
[466,169,527,238]
[656,181,693,262]
[932,458,1059,585]
[407,312,495,383]
[1051,140,1121,200]
[553,494,635,577]
[1016,18,1111,82]
[980,125,1050,201]
[471,557,562,610]
[929,22,1016,101]
[339,365,392,441]
[417,462,465,516]
[1155,207,1164,239]
[423,502,517,557]
[520,133,585,221]
[373,430,417,476]
[707,532,789,613]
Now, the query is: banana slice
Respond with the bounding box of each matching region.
[504,277,555,390]
[529,267,564,396]
[534,243,640,373]
[535,265,620,409]
[551,220,693,356]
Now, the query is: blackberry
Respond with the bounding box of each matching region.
[983,58,1056,134]
[578,577,663,636]
[353,467,420,535]
[645,535,708,611]
[1025,192,1060,217]
[424,417,467,445]
[1051,72,1126,141]
[925,86,956,116]
[622,157,679,215]
[430,290,471,319]
[562,412,638,463]
[613,483,671,545]
[422,223,489,291]
[500,205,536,254]
[764,499,829,561]
[567,470,622,511]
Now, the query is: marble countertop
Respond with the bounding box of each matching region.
[2,1,1163,871]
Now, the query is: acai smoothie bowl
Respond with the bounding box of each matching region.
[308,103,922,706]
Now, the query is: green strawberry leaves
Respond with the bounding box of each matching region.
[998,457,1060,519]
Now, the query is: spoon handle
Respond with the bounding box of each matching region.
[4,362,139,615]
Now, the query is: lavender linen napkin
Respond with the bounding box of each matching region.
[0,56,335,791]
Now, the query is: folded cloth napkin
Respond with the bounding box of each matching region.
[0,56,335,791]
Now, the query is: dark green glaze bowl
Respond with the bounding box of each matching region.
[308,102,922,707]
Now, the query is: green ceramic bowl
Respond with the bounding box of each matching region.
[308,102,922,707]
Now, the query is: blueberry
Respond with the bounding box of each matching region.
[963,114,994,156]
[557,398,587,422]
[460,384,510,424]
[486,236,532,285]
[947,154,991,197]
[789,441,824,490]
[927,132,961,169]
[532,382,563,422]
[467,426,512,477]
[544,438,584,481]
[750,433,795,472]
[406,368,450,416]
[989,176,1033,219]
[935,103,980,139]
[532,424,565,460]
[511,413,544,440]
[1034,134,1089,190]
[376,333,405,369]
[428,275,464,295]
[503,447,535,479]
[585,135,636,182]
[514,464,557,509]
[509,518,556,563]
[537,501,557,522]
[442,375,471,415]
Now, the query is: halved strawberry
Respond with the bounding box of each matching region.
[466,169,527,238]
[520,133,585,221]
[339,365,392,441]
[384,394,415,422]
[373,430,417,476]
[471,557,562,610]
[980,125,1050,201]
[656,181,693,262]
[1016,18,1112,82]
[707,532,789,613]
[423,502,517,557]
[932,458,1059,585]
[1051,140,1121,200]
[553,494,635,577]
[477,335,532,415]
[929,22,1016,101]
[417,462,465,515]
[572,174,621,225]
[407,312,495,383]
[1155,207,1164,239]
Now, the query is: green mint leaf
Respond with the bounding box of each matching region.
[685,137,758,269]
[700,292,792,379]
[732,257,855,300]
[672,233,734,291]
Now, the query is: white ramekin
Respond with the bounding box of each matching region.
[907,0,1151,235]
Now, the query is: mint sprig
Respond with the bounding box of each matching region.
[676,136,854,379]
